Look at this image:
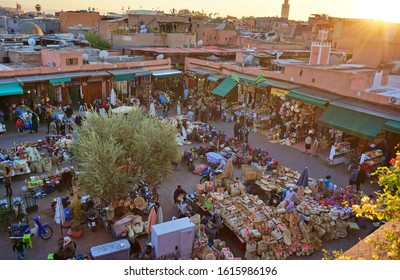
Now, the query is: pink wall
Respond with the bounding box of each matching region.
[185,57,397,108]
[0,57,172,78]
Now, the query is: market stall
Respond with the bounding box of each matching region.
[188,165,362,260]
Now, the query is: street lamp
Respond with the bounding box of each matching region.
[231,74,266,136]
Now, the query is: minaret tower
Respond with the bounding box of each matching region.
[281,0,290,19]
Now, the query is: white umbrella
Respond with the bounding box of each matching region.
[112,106,134,114]
[110,88,116,106]
[54,197,65,235]
[157,206,164,224]
[149,101,156,117]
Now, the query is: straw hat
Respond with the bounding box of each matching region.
[283,230,292,246]
[261,178,269,185]
[328,208,339,221]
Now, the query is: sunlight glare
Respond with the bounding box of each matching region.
[355,0,400,23]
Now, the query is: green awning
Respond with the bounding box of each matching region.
[207,75,226,82]
[152,69,182,78]
[287,91,328,108]
[187,67,218,76]
[318,105,387,140]
[0,83,23,96]
[261,78,299,90]
[114,73,135,81]
[382,120,400,134]
[49,77,71,84]
[211,76,237,97]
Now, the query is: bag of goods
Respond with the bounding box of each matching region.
[204,181,214,192]
[34,162,43,173]
[195,183,205,195]
[246,240,257,253]
[193,163,207,175]
[42,157,52,172]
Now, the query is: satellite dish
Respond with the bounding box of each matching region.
[276,51,283,60]
[156,54,164,60]
[244,54,254,65]
[59,40,67,47]
[82,53,89,61]
[197,40,203,46]
[99,50,109,60]
[28,38,36,46]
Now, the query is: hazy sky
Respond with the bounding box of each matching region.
[5,0,400,23]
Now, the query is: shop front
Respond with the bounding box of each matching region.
[211,76,238,104]
[185,68,219,97]
[318,103,389,168]
[152,69,183,103]
[107,69,136,105]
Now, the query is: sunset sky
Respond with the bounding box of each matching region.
[4,0,400,23]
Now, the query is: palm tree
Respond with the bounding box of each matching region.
[35,4,41,13]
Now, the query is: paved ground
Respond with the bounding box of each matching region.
[0,118,376,260]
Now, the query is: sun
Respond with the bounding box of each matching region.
[355,0,400,23]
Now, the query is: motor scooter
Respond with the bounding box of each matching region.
[86,208,98,232]
[8,216,53,240]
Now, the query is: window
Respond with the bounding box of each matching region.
[66,58,78,66]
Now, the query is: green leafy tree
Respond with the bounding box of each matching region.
[351,148,400,259]
[84,31,111,50]
[72,107,180,203]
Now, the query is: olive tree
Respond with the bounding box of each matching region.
[352,148,400,259]
[72,107,180,203]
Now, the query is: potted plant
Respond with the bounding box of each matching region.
[69,193,84,238]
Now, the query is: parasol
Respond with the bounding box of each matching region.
[222,158,235,180]
[296,167,309,187]
[110,88,116,106]
[146,206,158,234]
[112,106,134,114]
[54,197,65,235]
[156,206,164,224]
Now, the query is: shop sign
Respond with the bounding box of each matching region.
[271,87,288,97]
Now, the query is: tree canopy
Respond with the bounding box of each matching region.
[351,148,400,259]
[72,107,180,203]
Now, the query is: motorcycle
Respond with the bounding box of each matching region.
[86,208,98,232]
[8,216,53,240]
[200,166,221,184]
[50,196,70,212]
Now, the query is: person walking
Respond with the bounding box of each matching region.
[12,239,27,260]
[233,120,242,140]
[44,110,53,134]
[304,134,312,154]
[31,112,39,133]
[2,166,12,197]
[349,168,359,186]
[355,165,368,191]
